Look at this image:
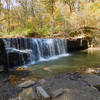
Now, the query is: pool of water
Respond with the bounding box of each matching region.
[23,48,100,79]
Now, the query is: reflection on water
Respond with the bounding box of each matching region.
[27,48,100,78]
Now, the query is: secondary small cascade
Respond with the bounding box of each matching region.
[3,38,68,67]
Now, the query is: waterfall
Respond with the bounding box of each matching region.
[2,38,69,67]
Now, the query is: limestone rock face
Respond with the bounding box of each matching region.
[0,38,88,68]
[0,65,5,72]
[0,39,8,70]
[67,38,88,52]
[7,50,30,67]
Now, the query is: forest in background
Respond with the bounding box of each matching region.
[0,0,100,42]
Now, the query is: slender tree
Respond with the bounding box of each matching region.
[5,0,11,33]
[16,0,29,28]
[43,0,57,35]
[0,0,2,14]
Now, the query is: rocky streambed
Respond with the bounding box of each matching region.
[0,67,100,100]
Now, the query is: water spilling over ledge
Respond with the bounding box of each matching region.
[0,38,88,68]
[3,38,68,67]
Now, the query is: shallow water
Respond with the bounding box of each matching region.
[24,48,100,78]
[6,48,100,100]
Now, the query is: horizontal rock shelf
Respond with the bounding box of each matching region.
[18,80,35,88]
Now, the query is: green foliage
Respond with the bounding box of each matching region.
[43,0,56,14]
[69,31,79,37]
[0,0,99,39]
[63,0,71,3]
[39,27,51,36]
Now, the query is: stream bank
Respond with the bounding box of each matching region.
[7,67,100,100]
[0,66,100,100]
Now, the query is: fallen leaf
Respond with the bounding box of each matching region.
[43,67,51,71]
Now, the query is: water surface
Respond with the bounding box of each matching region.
[25,48,100,78]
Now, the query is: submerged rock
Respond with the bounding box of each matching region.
[17,88,35,100]
[94,68,100,74]
[85,68,95,74]
[7,73,100,100]
[94,85,100,91]
[0,65,5,72]
[69,72,81,80]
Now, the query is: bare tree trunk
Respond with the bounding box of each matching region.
[30,0,35,17]
[69,4,72,13]
[51,0,55,36]
[51,14,55,36]
[0,0,1,15]
[6,0,11,34]
[17,0,29,28]
[89,0,95,2]
[40,15,43,29]
[24,0,28,28]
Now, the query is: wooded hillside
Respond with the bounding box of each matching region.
[0,0,100,39]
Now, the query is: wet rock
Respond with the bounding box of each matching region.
[94,85,100,91]
[7,50,30,67]
[52,88,64,97]
[84,74,100,86]
[17,87,35,100]
[56,87,100,100]
[94,68,100,74]
[18,80,35,88]
[0,66,5,72]
[39,79,46,85]
[7,51,23,67]
[0,39,8,70]
[69,72,81,80]
[67,38,88,52]
[36,86,50,100]
[85,68,95,74]
[9,97,19,100]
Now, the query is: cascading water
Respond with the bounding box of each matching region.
[3,38,69,67]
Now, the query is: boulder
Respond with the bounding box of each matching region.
[18,80,35,88]
[94,68,100,74]
[69,72,81,80]
[39,79,46,85]
[18,87,35,100]
[85,68,95,74]
[51,88,64,97]
[36,86,50,100]
[94,85,100,91]
[7,49,31,67]
[84,74,100,86]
